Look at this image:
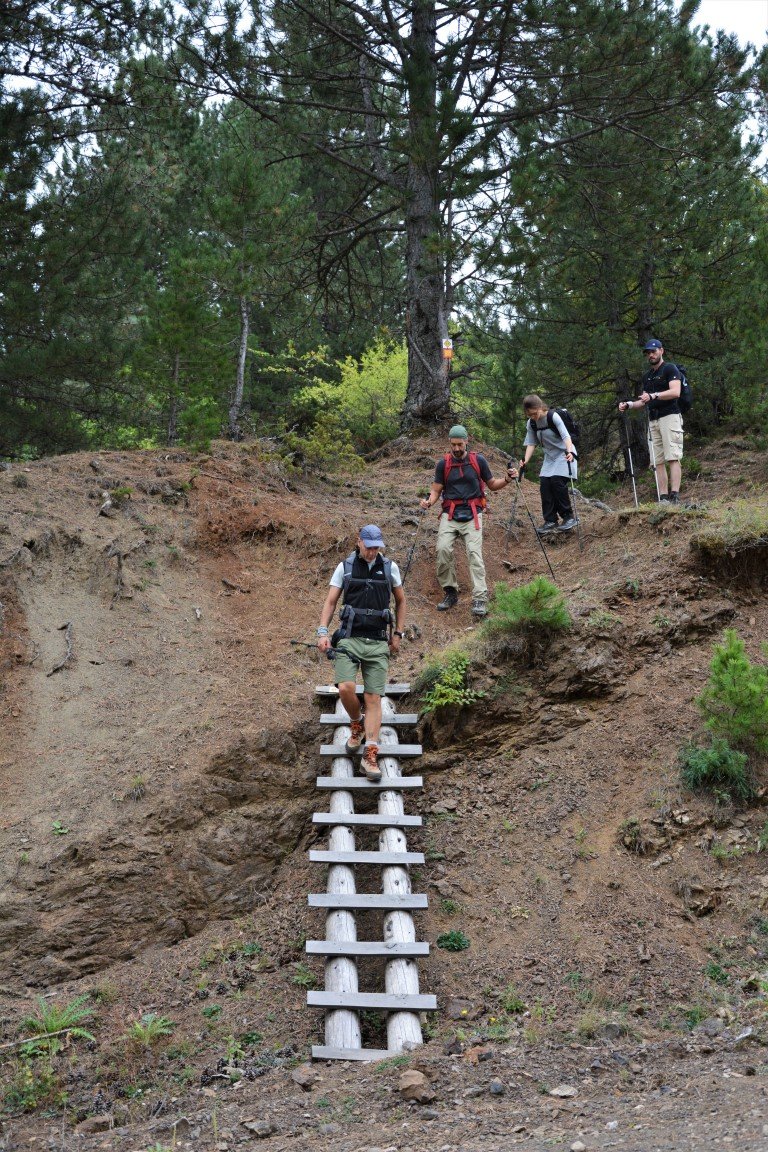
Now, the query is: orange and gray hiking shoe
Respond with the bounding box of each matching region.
[345,716,365,754]
[361,743,381,783]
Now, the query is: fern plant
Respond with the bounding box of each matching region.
[125,1013,175,1049]
[21,994,95,1056]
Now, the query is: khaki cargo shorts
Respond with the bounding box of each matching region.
[334,637,390,696]
[650,412,684,463]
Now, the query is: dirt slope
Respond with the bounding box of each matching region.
[0,434,767,1150]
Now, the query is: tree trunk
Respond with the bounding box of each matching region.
[229,291,249,440]
[167,353,180,445]
[400,1,450,431]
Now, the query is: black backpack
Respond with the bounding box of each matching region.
[672,365,692,414]
[529,407,580,456]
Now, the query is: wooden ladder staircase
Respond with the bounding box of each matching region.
[307,680,436,1061]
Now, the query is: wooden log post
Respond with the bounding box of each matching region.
[379,701,423,1051]
[323,702,362,1051]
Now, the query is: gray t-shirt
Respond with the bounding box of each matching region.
[524,411,577,479]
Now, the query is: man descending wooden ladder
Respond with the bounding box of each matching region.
[307,683,436,1061]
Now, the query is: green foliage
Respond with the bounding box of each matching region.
[500,985,527,1015]
[21,995,95,1057]
[697,630,768,756]
[439,897,462,916]
[125,1013,175,1049]
[109,486,133,507]
[703,961,729,985]
[679,738,754,803]
[419,649,485,714]
[436,930,470,952]
[482,578,571,638]
[282,338,406,468]
[290,962,318,989]
[2,1054,64,1114]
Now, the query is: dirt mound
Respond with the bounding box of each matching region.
[1,435,767,1149]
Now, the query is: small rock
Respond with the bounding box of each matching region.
[318,1123,341,1136]
[571,1142,588,1152]
[600,1022,624,1040]
[489,1079,505,1096]
[399,1069,436,1104]
[550,1084,578,1098]
[241,1119,278,1138]
[606,1120,619,1130]
[697,1018,725,1038]
[291,1064,319,1091]
[447,997,475,1020]
[76,1116,113,1134]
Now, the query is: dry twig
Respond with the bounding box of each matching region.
[47,621,73,677]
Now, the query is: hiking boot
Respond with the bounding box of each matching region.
[659,494,670,503]
[537,521,558,535]
[345,715,365,754]
[471,600,488,618]
[557,517,578,532]
[361,743,381,782]
[669,492,680,505]
[437,588,459,610]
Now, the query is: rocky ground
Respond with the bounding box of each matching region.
[0,432,767,1150]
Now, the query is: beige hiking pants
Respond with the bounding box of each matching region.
[435,513,488,602]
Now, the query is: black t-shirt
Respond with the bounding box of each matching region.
[641,361,681,419]
[435,451,493,503]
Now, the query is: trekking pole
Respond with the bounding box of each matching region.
[400,507,426,586]
[290,639,335,660]
[646,412,661,501]
[567,460,584,553]
[620,411,639,508]
[504,465,521,546]
[514,466,557,582]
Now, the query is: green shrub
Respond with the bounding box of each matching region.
[482,577,571,638]
[679,738,754,803]
[436,930,470,952]
[420,649,485,714]
[697,630,768,756]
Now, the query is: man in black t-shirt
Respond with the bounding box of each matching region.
[619,339,683,503]
[419,425,515,617]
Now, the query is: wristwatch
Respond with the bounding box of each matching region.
[393,630,404,638]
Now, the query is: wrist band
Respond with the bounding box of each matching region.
[317,627,328,636]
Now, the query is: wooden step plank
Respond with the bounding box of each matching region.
[316,776,423,790]
[315,683,411,696]
[308,991,437,1011]
[319,713,419,726]
[309,849,424,866]
[306,940,430,957]
[312,1045,393,1062]
[320,744,422,758]
[313,812,423,828]
[309,893,428,910]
